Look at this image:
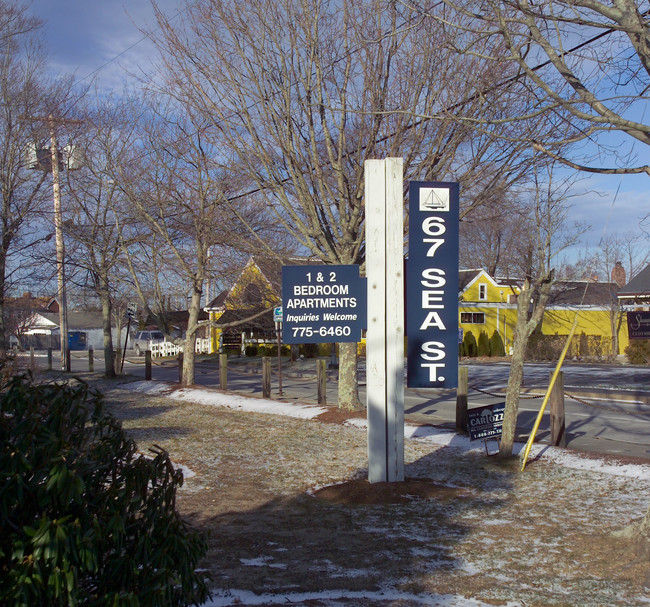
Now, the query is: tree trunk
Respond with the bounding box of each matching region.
[499,273,554,457]
[500,324,527,457]
[181,284,202,386]
[609,304,621,361]
[0,251,7,361]
[338,341,362,410]
[98,276,115,378]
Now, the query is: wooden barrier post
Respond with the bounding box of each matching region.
[88,347,94,372]
[30,346,34,371]
[47,348,52,371]
[262,356,271,399]
[317,358,327,405]
[219,353,228,390]
[456,366,468,432]
[178,352,184,383]
[550,370,566,447]
[65,348,71,373]
[145,350,152,380]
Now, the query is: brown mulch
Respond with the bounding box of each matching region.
[312,478,475,505]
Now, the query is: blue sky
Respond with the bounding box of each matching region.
[31,0,649,271]
[34,0,177,91]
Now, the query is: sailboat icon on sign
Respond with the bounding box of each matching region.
[419,187,450,212]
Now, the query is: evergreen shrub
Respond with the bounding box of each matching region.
[0,375,209,607]
[477,331,490,357]
[489,330,506,357]
[625,339,650,364]
[463,331,478,357]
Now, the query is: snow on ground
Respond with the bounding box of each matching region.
[201,588,523,606]
[120,380,650,607]
[123,380,650,481]
[167,384,328,420]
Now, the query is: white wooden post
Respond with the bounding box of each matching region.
[365,158,405,483]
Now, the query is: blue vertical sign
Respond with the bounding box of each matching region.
[407,182,459,389]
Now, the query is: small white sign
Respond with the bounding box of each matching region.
[419,187,450,212]
[126,302,138,319]
[273,306,283,322]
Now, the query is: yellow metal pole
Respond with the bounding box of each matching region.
[520,315,579,471]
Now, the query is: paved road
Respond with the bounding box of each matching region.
[29,351,650,461]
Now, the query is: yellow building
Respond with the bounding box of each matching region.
[458,269,629,358]
[204,257,281,353]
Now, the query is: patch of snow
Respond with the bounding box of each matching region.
[202,588,523,606]
[173,463,196,479]
[525,445,650,480]
[240,557,272,567]
[174,387,328,419]
[121,381,650,488]
[123,380,173,395]
[344,418,367,429]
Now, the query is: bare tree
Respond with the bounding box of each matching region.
[115,97,273,385]
[62,96,143,376]
[423,0,650,548]
[0,1,52,356]
[149,0,547,409]
[460,197,532,276]
[412,0,650,173]
[500,166,586,457]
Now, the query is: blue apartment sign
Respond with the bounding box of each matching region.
[281,265,367,344]
[406,181,459,389]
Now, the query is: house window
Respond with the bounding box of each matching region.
[478,283,487,301]
[460,312,485,324]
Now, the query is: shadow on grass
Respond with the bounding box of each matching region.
[181,447,518,600]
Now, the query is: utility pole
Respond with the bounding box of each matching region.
[50,117,68,371]
[22,114,82,371]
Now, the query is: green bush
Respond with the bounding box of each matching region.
[463,331,478,357]
[319,343,334,357]
[625,339,650,364]
[489,330,506,357]
[0,375,209,607]
[578,331,588,358]
[259,345,290,357]
[245,344,258,357]
[477,331,490,357]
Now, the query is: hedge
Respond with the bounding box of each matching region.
[0,375,209,607]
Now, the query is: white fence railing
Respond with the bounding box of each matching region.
[149,338,211,358]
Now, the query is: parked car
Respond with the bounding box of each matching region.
[132,330,164,356]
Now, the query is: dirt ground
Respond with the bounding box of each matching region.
[94,377,650,606]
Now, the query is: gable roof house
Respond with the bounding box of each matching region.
[204,257,283,352]
[5,292,59,348]
[459,270,628,358]
[204,255,319,352]
[19,309,129,352]
[617,263,650,308]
